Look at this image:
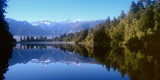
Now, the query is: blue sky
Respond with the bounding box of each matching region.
[5,0,138,22]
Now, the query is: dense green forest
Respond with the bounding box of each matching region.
[52,0,160,47]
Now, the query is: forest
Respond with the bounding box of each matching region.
[49,0,160,48]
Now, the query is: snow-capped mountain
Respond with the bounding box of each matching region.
[31,20,55,26]
[6,18,104,36]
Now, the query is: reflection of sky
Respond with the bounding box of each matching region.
[5,62,129,80]
[6,45,129,80]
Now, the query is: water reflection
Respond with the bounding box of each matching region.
[10,44,97,66]
[3,43,160,80]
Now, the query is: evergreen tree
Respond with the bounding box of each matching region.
[111,17,117,26]
[144,0,152,7]
[26,36,30,41]
[106,17,110,25]
[20,36,22,41]
[129,1,138,14]
[0,0,15,44]
[118,10,126,20]
[137,0,144,10]
[0,0,14,80]
[138,7,154,31]
[24,36,26,41]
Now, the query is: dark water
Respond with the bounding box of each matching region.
[2,43,160,80]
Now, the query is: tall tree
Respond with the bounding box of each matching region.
[129,1,138,14]
[111,17,117,26]
[0,0,8,30]
[155,0,160,6]
[0,0,15,80]
[144,0,152,7]
[105,17,111,28]
[106,17,110,24]
[137,0,144,10]
[0,0,14,44]
[118,10,126,20]
[138,7,154,31]
[153,3,160,32]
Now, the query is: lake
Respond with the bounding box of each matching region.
[2,43,160,80]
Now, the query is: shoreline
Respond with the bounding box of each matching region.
[16,42,74,45]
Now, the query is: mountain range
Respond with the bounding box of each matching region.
[6,18,104,36]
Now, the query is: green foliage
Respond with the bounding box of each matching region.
[75,29,88,42]
[48,1,160,79]
[118,10,126,20]
[138,8,154,30]
[51,0,160,48]
[109,22,124,42]
[93,24,109,43]
[85,28,94,43]
[129,1,139,14]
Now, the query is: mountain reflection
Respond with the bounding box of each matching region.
[10,44,97,66]
[5,43,160,80]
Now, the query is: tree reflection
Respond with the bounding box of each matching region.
[8,43,160,80]
[0,45,13,80]
[53,44,160,80]
[86,45,160,80]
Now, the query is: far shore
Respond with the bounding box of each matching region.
[16,41,74,44]
[15,41,111,46]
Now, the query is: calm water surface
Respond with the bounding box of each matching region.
[3,43,160,80]
[4,44,129,80]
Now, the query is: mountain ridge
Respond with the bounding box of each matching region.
[6,18,104,36]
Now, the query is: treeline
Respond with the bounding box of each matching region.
[55,0,160,47]
[20,36,52,42]
[20,35,76,42]
[52,29,88,42]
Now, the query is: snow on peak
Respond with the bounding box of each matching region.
[73,18,84,23]
[31,20,52,26]
[42,21,51,26]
